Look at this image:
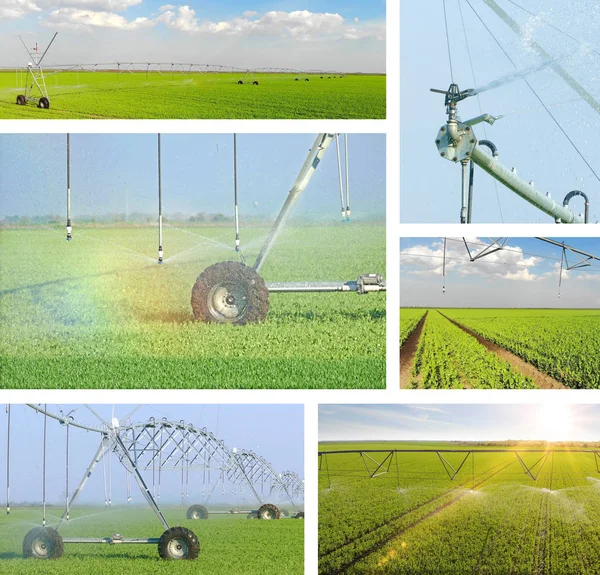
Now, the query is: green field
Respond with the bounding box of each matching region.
[0,506,303,574]
[319,441,600,574]
[400,308,600,389]
[0,223,385,389]
[0,72,385,119]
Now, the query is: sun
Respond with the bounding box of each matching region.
[540,404,573,442]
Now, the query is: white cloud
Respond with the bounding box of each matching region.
[159,8,384,41]
[401,238,543,282]
[0,0,41,19]
[46,7,151,29]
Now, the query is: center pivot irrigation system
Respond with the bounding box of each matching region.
[63,132,385,325]
[4,405,304,561]
[318,448,600,489]
[436,236,600,296]
[433,0,598,224]
[12,32,346,110]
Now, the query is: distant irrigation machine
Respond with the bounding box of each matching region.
[434,0,597,224]
[63,132,385,325]
[5,405,304,561]
[12,32,346,109]
[319,448,600,489]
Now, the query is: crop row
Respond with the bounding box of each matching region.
[410,311,535,389]
[399,308,426,346]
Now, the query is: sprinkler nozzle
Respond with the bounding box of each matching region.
[66,224,72,241]
[158,247,163,264]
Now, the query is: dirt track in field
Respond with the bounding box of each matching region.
[439,312,566,389]
[399,311,428,388]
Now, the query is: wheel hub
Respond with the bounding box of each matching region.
[208,282,248,321]
[168,538,188,558]
[33,538,49,557]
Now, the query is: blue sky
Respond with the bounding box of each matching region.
[400,0,600,223]
[319,404,600,442]
[0,1,385,71]
[0,404,303,505]
[400,237,600,308]
[0,133,385,220]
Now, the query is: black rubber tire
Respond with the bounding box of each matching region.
[186,504,209,520]
[237,80,244,85]
[253,81,259,85]
[191,261,269,325]
[158,526,200,560]
[23,527,64,559]
[295,78,299,81]
[305,78,309,81]
[38,97,50,109]
[247,511,258,519]
[257,503,280,520]
[294,512,305,519]
[16,95,26,106]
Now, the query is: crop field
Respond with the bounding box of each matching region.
[319,441,600,574]
[0,506,303,574]
[400,308,600,389]
[0,223,385,389]
[0,72,385,119]
[399,308,425,346]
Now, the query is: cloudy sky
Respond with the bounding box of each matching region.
[1,404,303,505]
[0,0,385,71]
[319,404,600,442]
[401,0,600,223]
[400,237,600,308]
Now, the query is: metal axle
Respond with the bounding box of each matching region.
[266,274,386,294]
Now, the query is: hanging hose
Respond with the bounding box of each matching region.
[442,238,447,293]
[157,134,163,264]
[66,134,72,241]
[101,440,108,507]
[157,428,162,501]
[5,405,10,515]
[335,134,346,220]
[233,134,242,255]
[65,421,70,520]
[344,134,351,220]
[558,246,565,298]
[42,405,47,526]
[467,140,498,223]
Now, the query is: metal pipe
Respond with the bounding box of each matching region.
[5,406,10,516]
[467,161,474,223]
[63,537,161,544]
[157,134,163,264]
[66,134,71,241]
[233,134,240,251]
[253,133,335,273]
[335,134,346,219]
[470,144,583,223]
[562,190,590,223]
[266,280,386,293]
[460,160,469,223]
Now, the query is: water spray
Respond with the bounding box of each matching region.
[157,134,163,264]
[66,134,72,241]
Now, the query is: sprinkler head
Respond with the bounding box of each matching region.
[66,225,72,241]
[158,248,163,264]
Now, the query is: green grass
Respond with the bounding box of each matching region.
[0,506,303,574]
[319,441,600,574]
[0,72,385,119]
[0,223,385,389]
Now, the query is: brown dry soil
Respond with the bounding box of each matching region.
[399,311,428,388]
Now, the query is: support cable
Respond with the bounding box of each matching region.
[344,134,351,220]
[442,0,455,82]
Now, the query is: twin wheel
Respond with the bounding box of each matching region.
[22,526,200,561]
[191,261,269,325]
[186,503,281,520]
[16,95,50,108]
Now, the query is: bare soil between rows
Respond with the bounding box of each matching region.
[399,311,428,388]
